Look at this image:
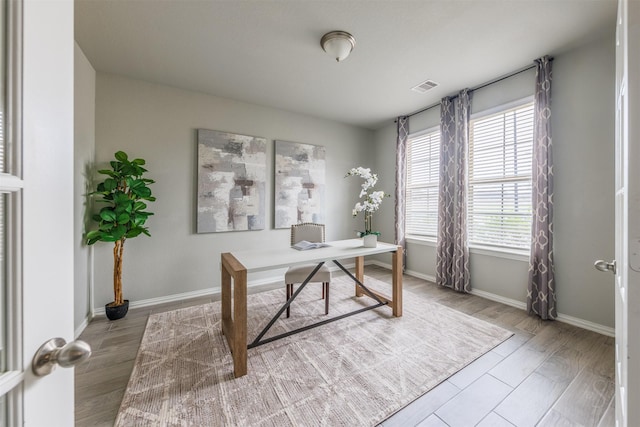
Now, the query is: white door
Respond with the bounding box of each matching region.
[601,0,640,425]
[623,1,640,424]
[0,0,77,425]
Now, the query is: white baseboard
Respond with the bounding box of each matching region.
[93,287,217,316]
[90,261,615,338]
[405,268,437,284]
[74,317,90,339]
[398,267,615,337]
[92,262,355,316]
[468,289,614,337]
[469,288,526,310]
[555,313,615,337]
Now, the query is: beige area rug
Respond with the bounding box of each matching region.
[115,276,512,426]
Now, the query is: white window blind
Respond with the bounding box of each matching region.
[468,102,534,250]
[406,129,440,238]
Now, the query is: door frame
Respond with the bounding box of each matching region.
[624,0,640,424]
[0,0,24,423]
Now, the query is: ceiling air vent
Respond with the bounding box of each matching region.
[411,79,439,93]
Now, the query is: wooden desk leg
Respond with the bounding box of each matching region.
[221,253,248,378]
[233,268,247,377]
[221,262,231,336]
[355,256,364,297]
[392,247,403,317]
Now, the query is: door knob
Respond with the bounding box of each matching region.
[32,337,92,376]
[594,259,617,275]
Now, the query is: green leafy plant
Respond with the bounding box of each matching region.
[86,151,156,307]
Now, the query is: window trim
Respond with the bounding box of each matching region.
[469,96,534,121]
[405,125,440,240]
[467,96,535,252]
[404,97,535,259]
[405,236,529,262]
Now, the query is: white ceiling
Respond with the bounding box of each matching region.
[75,0,616,130]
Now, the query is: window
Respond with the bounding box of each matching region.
[468,100,534,251]
[406,128,440,238]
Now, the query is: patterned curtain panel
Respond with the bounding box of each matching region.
[436,90,471,292]
[395,116,409,270]
[527,56,556,319]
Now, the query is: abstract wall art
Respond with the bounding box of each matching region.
[274,140,326,229]
[197,129,267,233]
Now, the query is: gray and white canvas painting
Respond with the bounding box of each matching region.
[197,129,267,233]
[274,140,326,228]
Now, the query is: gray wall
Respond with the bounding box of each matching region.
[74,43,96,333]
[373,32,615,329]
[552,34,615,328]
[78,30,615,331]
[92,73,373,308]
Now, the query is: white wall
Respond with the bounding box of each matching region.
[92,73,373,308]
[74,43,95,334]
[373,32,616,330]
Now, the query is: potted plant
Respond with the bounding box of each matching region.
[345,166,388,247]
[86,151,156,320]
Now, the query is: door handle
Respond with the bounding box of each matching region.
[32,337,92,376]
[594,259,617,275]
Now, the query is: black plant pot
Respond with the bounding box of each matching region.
[105,300,129,320]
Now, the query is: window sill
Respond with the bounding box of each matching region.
[406,236,436,247]
[469,245,529,262]
[406,236,529,262]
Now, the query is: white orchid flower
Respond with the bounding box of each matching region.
[369,191,385,205]
[346,166,389,234]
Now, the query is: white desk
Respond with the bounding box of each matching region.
[220,238,403,377]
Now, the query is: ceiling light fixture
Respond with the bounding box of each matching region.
[320,31,356,62]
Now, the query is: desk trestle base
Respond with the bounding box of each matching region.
[248,259,388,349]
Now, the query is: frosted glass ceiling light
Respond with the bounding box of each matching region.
[320,31,356,62]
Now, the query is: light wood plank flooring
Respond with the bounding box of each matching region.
[75,265,615,426]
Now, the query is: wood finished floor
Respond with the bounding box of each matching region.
[75,265,615,427]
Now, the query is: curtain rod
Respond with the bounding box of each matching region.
[398,58,552,121]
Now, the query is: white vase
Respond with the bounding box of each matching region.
[363,234,377,248]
